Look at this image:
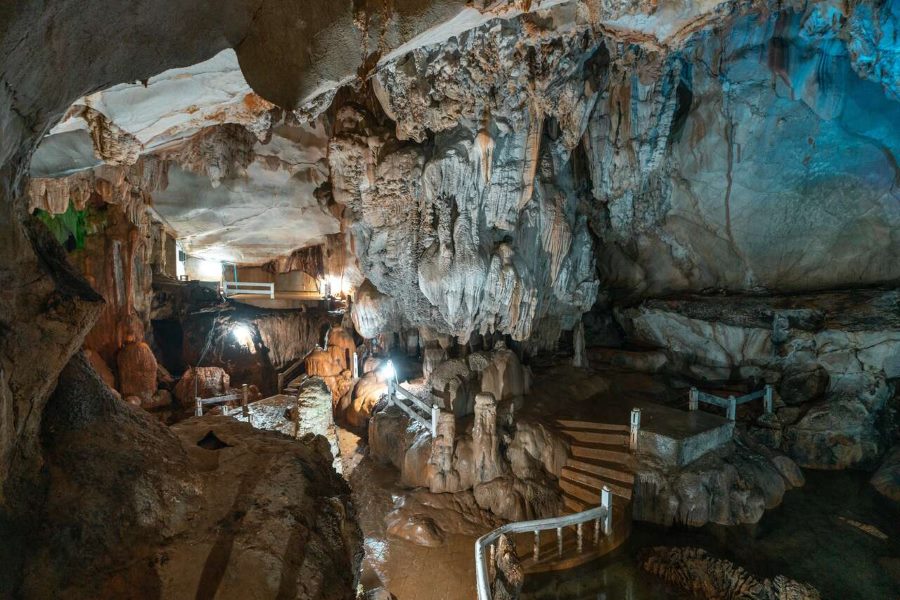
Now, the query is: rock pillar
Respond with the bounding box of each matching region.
[473,392,506,483]
[573,319,587,368]
[429,411,458,493]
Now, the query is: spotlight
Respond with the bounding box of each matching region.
[196,259,222,281]
[231,323,253,348]
[381,359,396,381]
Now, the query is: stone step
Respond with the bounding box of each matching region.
[561,475,632,502]
[561,429,629,446]
[570,443,631,465]
[562,492,590,514]
[562,467,633,499]
[555,419,629,433]
[565,458,634,484]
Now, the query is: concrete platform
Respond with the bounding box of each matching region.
[227,291,327,309]
[524,366,734,468]
[635,401,733,467]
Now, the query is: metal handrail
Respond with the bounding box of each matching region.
[195,384,250,417]
[689,384,773,420]
[223,280,275,299]
[387,380,439,436]
[475,489,612,600]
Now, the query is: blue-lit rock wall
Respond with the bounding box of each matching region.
[594,0,900,298]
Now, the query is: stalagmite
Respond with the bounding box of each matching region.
[473,392,506,484]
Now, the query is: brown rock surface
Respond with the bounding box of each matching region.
[174,366,231,405]
[21,351,362,599]
[84,348,117,391]
[116,341,158,402]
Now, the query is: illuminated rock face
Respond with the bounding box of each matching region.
[24,1,900,349]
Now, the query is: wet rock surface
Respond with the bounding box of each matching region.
[633,436,805,527]
[640,546,821,600]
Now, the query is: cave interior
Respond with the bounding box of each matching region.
[1,1,899,599]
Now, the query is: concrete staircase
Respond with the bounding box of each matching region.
[555,419,635,514]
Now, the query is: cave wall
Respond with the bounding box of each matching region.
[591,2,900,299]
[324,0,900,353]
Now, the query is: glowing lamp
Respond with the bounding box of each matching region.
[231,323,254,349]
[196,259,222,281]
[381,359,396,381]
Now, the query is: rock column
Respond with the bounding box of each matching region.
[429,411,459,493]
[473,392,506,483]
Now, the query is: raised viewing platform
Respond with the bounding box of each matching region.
[226,290,327,309]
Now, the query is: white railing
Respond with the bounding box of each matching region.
[387,379,439,436]
[689,384,773,420]
[223,280,275,299]
[475,487,613,600]
[195,383,250,417]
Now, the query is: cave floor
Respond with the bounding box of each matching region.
[338,427,481,600]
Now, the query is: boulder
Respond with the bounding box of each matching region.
[116,341,157,403]
[783,399,884,469]
[341,370,388,428]
[778,363,829,406]
[173,366,230,405]
[385,512,445,547]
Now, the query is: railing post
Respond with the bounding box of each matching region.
[431,404,439,437]
[727,395,736,421]
[488,543,496,582]
[352,352,359,379]
[242,384,249,417]
[764,384,773,414]
[601,485,612,536]
[268,283,274,299]
[594,518,600,546]
[195,397,203,417]
[689,387,699,411]
[556,527,563,557]
[577,522,583,553]
[629,408,641,451]
[388,378,395,406]
[533,530,540,562]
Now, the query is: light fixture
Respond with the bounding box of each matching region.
[196,258,222,281]
[381,359,396,381]
[231,323,254,350]
[329,274,354,297]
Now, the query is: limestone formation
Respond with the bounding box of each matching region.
[641,547,821,600]
[491,534,524,600]
[21,351,362,599]
[116,341,158,405]
[473,393,507,483]
[173,366,230,405]
[633,438,805,527]
[2,0,900,596]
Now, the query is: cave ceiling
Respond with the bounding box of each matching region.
[23,0,900,343]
